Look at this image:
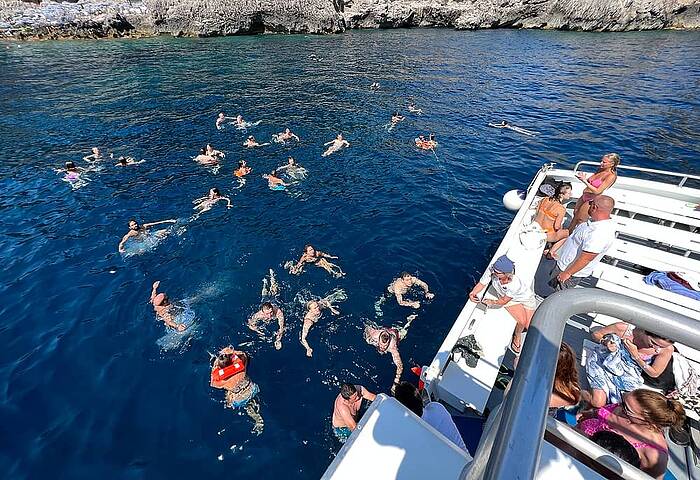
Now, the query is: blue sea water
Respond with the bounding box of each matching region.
[0,28,699,479]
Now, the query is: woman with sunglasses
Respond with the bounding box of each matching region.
[578,389,685,478]
[588,321,674,408]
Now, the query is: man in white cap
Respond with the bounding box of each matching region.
[468,255,536,354]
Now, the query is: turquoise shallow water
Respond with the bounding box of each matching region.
[0,29,699,479]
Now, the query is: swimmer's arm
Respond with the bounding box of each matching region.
[321,252,338,259]
[275,310,285,342]
[247,315,265,335]
[143,219,177,228]
[150,282,159,303]
[360,386,376,402]
[118,232,134,252]
[390,347,403,385]
[323,140,334,146]
[292,134,300,141]
[160,311,179,329]
[222,196,232,208]
[83,154,97,162]
[300,319,312,351]
[342,141,350,147]
[413,278,430,294]
[339,407,358,431]
[394,290,416,308]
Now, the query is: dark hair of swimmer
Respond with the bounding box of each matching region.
[400,271,411,279]
[393,112,399,116]
[261,301,273,311]
[340,383,357,400]
[129,219,139,229]
[212,188,220,195]
[270,170,277,176]
[119,157,127,165]
[288,157,295,164]
[238,160,245,167]
[65,161,76,169]
[304,244,314,252]
[200,148,206,154]
[217,352,233,367]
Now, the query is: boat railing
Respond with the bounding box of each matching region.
[574,160,700,187]
[464,288,700,480]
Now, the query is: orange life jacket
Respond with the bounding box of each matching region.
[211,355,246,382]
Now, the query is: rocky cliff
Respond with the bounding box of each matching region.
[1,0,698,39]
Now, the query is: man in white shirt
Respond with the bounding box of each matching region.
[535,195,616,297]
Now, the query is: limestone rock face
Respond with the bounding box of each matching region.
[0,0,698,39]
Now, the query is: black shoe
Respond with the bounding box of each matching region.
[669,426,691,446]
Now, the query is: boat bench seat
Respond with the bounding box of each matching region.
[593,263,700,316]
[612,215,700,255]
[606,238,700,273]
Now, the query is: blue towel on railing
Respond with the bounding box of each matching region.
[643,271,700,301]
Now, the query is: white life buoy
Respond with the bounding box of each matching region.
[503,189,526,212]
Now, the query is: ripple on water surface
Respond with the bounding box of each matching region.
[0,28,699,479]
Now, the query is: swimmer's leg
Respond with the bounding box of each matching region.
[398,315,417,340]
[268,269,279,297]
[261,277,269,298]
[245,400,265,435]
[374,295,386,318]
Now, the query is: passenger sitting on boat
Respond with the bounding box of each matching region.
[331,383,376,443]
[577,389,685,478]
[468,255,536,355]
[149,281,186,331]
[234,160,252,178]
[549,343,586,417]
[210,346,264,434]
[393,381,470,454]
[534,182,573,243]
[364,324,406,390]
[289,244,345,278]
[248,301,285,350]
[118,218,176,253]
[534,195,615,297]
[387,272,434,309]
[588,322,674,408]
[569,153,619,231]
[590,431,641,470]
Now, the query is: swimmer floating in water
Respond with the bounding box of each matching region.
[415,134,438,150]
[235,115,262,132]
[288,244,345,278]
[276,157,307,180]
[263,170,288,190]
[300,289,346,357]
[243,136,269,148]
[385,112,405,131]
[388,272,434,309]
[216,112,236,130]
[322,134,350,157]
[149,281,187,331]
[194,148,219,166]
[234,160,252,178]
[272,128,300,144]
[83,147,103,163]
[118,218,176,253]
[210,346,264,434]
[115,156,145,167]
[488,121,539,137]
[248,301,285,350]
[408,101,423,115]
[365,321,414,392]
[205,144,225,159]
[370,82,380,91]
[192,188,232,212]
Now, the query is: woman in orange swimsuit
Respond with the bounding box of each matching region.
[534,182,572,243]
[569,153,620,231]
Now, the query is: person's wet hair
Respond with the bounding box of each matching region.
[304,244,314,252]
[379,330,391,346]
[591,431,640,468]
[340,383,357,400]
[212,188,220,195]
[393,381,423,417]
[261,301,273,311]
[217,352,233,367]
[65,161,76,169]
[400,271,411,279]
[200,148,206,154]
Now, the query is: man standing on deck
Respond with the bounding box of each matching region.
[331,383,376,443]
[534,195,616,297]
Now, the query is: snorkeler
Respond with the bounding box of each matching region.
[322,134,350,157]
[415,134,437,150]
[216,112,236,130]
[387,272,435,309]
[365,321,413,392]
[488,121,539,136]
[234,160,252,178]
[83,147,103,163]
[300,289,346,357]
[194,148,219,165]
[210,346,264,434]
[272,128,300,144]
[243,136,269,148]
[149,281,187,331]
[118,218,177,253]
[288,244,345,278]
[248,301,285,350]
[263,170,288,190]
[115,156,145,167]
[192,188,232,212]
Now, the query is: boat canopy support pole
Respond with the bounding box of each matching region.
[465,288,700,480]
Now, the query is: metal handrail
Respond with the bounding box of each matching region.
[465,288,700,480]
[574,160,700,187]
